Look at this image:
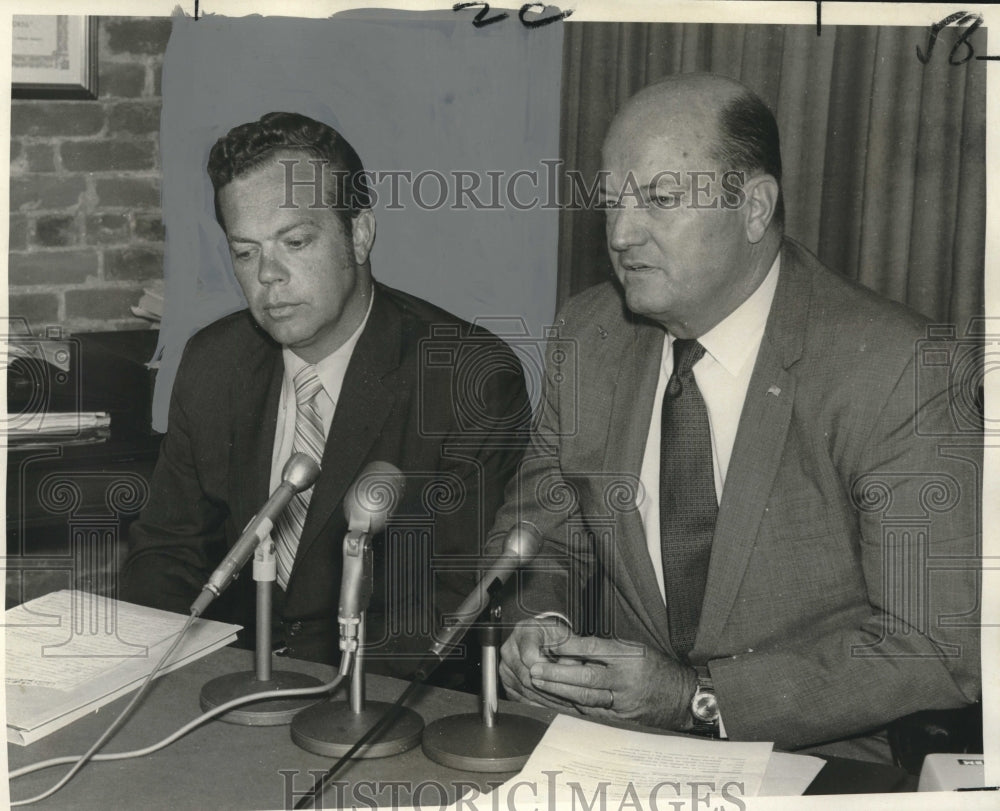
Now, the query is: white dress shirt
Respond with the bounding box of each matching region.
[638,255,780,603]
[268,295,373,492]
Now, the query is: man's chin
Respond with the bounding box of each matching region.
[622,287,668,318]
[256,317,306,348]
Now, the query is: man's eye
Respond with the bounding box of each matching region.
[285,235,312,250]
[650,193,682,208]
[596,200,621,212]
[231,248,254,261]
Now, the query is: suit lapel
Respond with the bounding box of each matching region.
[691,241,810,658]
[601,319,674,653]
[289,287,402,581]
[231,319,283,530]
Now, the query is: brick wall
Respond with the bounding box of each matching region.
[9,16,171,335]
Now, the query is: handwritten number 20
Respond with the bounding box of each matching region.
[453,2,508,28]
[453,2,573,29]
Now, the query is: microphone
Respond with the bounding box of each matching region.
[190,452,320,616]
[426,521,542,662]
[420,522,548,771]
[343,460,406,533]
[338,462,406,664]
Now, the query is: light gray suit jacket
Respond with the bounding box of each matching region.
[493,238,980,758]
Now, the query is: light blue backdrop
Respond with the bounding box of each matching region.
[155,10,563,429]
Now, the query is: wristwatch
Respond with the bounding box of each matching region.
[689,674,720,736]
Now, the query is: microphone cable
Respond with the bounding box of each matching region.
[10,672,346,788]
[9,612,197,807]
[9,620,347,805]
[293,656,446,810]
[293,521,543,808]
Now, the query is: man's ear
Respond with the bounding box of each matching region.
[743,175,779,243]
[351,208,376,264]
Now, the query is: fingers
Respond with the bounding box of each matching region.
[530,660,608,689]
[505,631,697,729]
[499,654,533,697]
[526,657,616,711]
[529,677,615,711]
[544,634,639,662]
[500,655,578,710]
[499,618,576,708]
[498,628,540,691]
[527,645,654,716]
[502,675,578,711]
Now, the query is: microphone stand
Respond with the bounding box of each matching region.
[289,529,424,757]
[199,536,324,725]
[422,601,547,771]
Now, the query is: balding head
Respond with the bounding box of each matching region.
[598,73,783,338]
[606,74,783,227]
[610,73,744,138]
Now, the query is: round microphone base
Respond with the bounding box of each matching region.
[290,700,424,758]
[199,670,325,726]
[422,713,548,772]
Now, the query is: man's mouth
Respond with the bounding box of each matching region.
[265,303,301,319]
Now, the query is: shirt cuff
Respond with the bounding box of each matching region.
[533,611,572,627]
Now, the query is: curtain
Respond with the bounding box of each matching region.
[557,24,985,330]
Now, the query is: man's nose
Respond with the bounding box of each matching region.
[606,206,647,253]
[257,246,287,284]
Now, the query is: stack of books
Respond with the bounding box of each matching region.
[130,281,164,324]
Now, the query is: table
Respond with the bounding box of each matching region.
[7,647,915,808]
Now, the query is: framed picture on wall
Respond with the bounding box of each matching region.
[12,15,98,100]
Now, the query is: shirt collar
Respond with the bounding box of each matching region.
[690,253,781,378]
[281,290,374,403]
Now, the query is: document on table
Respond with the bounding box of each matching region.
[450,714,824,810]
[5,590,240,745]
[759,751,825,796]
[6,591,194,690]
[486,714,771,808]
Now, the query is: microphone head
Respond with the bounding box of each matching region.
[503,521,543,561]
[282,452,321,492]
[344,461,405,533]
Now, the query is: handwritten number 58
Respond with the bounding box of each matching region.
[916,11,983,65]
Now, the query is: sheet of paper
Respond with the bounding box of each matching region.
[7,411,111,436]
[481,714,774,809]
[5,590,187,690]
[6,623,237,746]
[5,591,241,745]
[758,751,825,796]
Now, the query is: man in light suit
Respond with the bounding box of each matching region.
[121,113,530,683]
[496,74,980,761]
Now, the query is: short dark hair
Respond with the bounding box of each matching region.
[206,111,372,228]
[710,90,784,228]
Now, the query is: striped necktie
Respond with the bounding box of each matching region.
[273,364,326,589]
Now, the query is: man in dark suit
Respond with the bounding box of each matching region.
[120,112,530,681]
[495,74,980,762]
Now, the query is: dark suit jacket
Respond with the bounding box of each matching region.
[492,238,980,759]
[121,282,530,679]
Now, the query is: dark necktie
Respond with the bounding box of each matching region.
[659,338,717,658]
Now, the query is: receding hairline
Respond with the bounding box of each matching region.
[606,74,749,146]
[630,73,751,105]
[605,76,775,178]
